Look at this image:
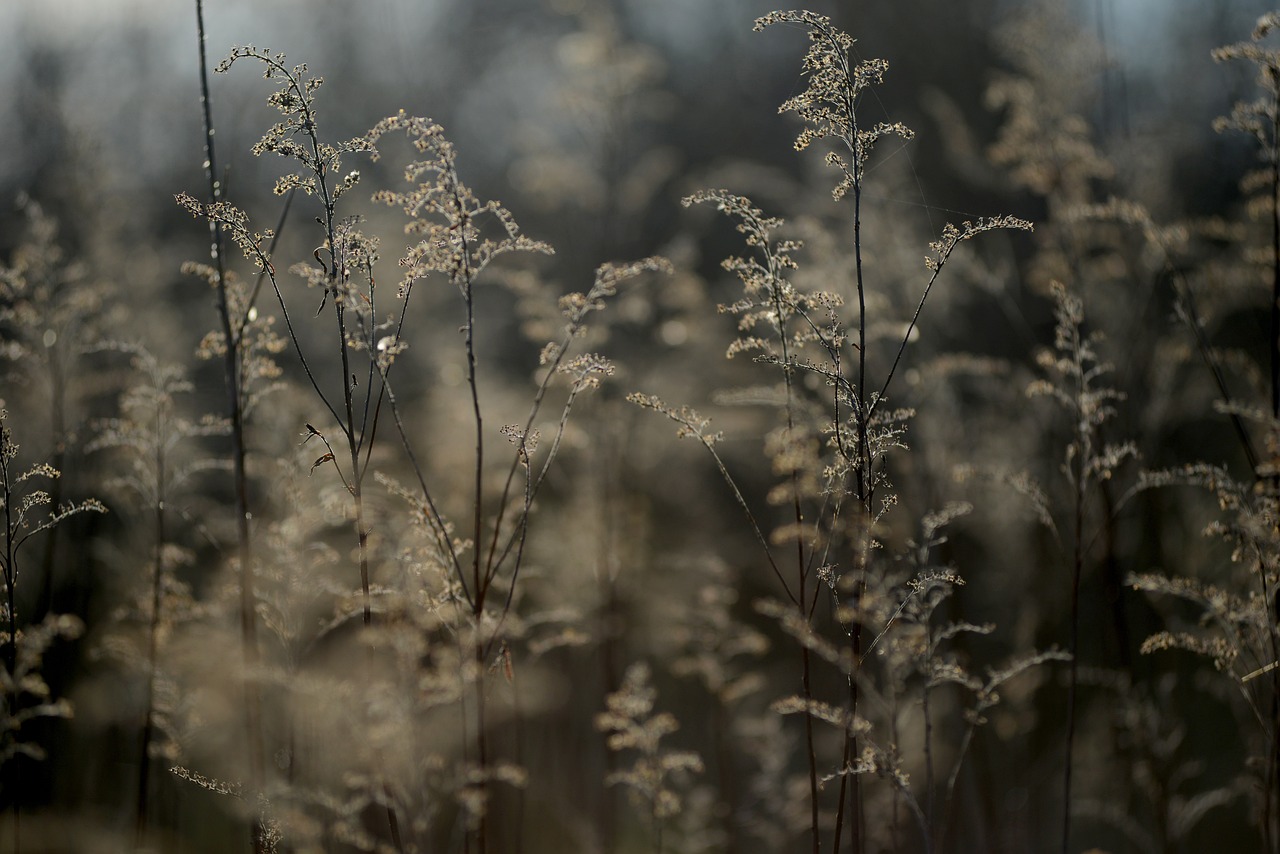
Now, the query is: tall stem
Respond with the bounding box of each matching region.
[765,207,822,854]
[456,206,489,851]
[337,298,373,627]
[468,288,485,613]
[192,4,264,848]
[1266,71,1280,853]
[850,159,871,854]
[1270,74,1280,428]
[2,428,19,854]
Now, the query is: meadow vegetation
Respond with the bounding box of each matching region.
[3,3,1280,852]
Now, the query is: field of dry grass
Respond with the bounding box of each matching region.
[3,2,1280,852]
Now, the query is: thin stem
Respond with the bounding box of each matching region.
[706,437,797,607]
[370,366,470,605]
[466,285,485,614]
[767,218,822,854]
[1270,76,1280,427]
[236,187,296,340]
[323,227,372,633]
[2,427,18,853]
[801,644,821,854]
[874,261,946,414]
[843,97,871,854]
[443,197,490,853]
[192,5,264,850]
[1266,69,1280,852]
[483,301,602,601]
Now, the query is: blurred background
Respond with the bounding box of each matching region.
[0,0,1265,272]
[4,0,1280,852]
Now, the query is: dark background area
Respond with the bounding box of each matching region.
[4,0,1280,852]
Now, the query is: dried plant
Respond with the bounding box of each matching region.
[596,662,704,852]
[0,409,103,846]
[634,11,1030,853]
[14,2,1280,851]
[173,13,671,847]
[1024,280,1137,852]
[0,196,112,618]
[84,343,231,843]
[1130,458,1280,846]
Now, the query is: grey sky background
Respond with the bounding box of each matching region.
[1,0,1267,199]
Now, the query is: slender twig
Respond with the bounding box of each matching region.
[1265,57,1280,854]
[236,187,296,340]
[1,424,18,854]
[191,4,265,850]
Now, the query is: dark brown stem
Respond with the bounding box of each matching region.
[192,4,264,849]
[801,642,821,854]
[2,427,19,854]
[843,134,871,854]
[1270,72,1280,428]
[1265,68,1280,854]
[763,193,822,854]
